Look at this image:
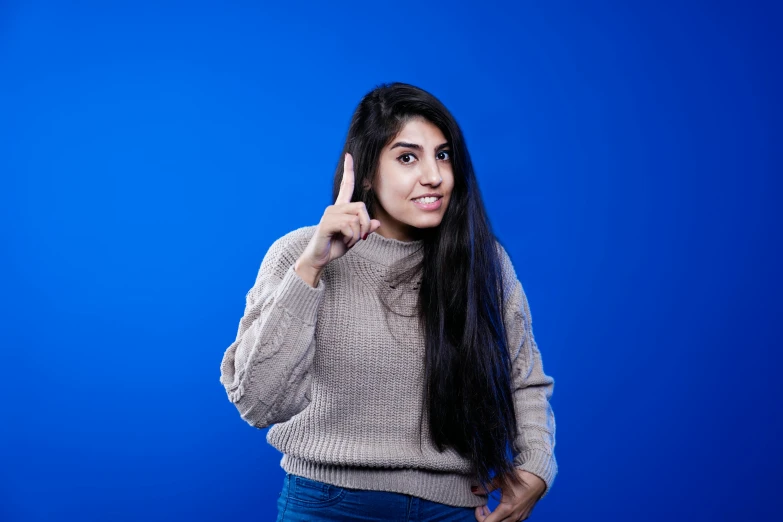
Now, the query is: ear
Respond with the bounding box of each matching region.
[362,179,373,191]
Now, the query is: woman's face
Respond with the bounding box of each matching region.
[370,117,454,241]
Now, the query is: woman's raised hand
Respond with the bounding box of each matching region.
[294,153,381,287]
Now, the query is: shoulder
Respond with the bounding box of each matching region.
[494,238,520,292]
[494,239,513,269]
[268,225,317,255]
[258,225,317,278]
[494,238,536,318]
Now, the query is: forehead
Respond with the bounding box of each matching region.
[388,117,447,145]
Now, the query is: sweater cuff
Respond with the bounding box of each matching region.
[273,264,325,326]
[515,449,557,499]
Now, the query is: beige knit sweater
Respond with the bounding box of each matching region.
[219,225,557,507]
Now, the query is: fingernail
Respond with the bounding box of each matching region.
[363,233,368,240]
[471,486,478,493]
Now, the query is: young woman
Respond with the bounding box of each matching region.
[219,82,557,522]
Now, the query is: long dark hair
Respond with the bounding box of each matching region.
[331,82,521,494]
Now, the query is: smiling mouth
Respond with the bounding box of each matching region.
[412,196,441,204]
[412,197,443,211]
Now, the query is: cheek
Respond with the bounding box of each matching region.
[388,180,414,200]
[376,168,412,200]
[445,175,456,195]
[375,186,408,213]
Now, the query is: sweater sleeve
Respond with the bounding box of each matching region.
[219,232,325,429]
[497,243,558,499]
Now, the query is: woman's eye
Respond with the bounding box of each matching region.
[398,151,450,164]
[398,153,416,164]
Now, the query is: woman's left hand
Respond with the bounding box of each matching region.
[473,469,546,522]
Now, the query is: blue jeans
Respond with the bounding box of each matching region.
[276,473,478,521]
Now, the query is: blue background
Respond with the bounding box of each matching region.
[2,0,780,520]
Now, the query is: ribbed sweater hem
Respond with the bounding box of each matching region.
[280,455,487,508]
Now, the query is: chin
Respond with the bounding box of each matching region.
[410,218,444,229]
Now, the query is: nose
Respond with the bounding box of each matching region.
[420,158,442,186]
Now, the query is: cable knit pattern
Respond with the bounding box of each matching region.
[219,225,558,506]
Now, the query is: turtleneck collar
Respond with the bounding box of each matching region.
[349,231,424,267]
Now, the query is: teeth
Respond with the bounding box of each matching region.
[414,196,438,203]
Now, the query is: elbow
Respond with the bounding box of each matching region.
[237,396,275,429]
[219,367,275,429]
[223,382,276,429]
[523,375,555,402]
[528,373,555,391]
[223,371,313,429]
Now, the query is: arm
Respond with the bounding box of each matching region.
[498,244,558,499]
[219,234,325,429]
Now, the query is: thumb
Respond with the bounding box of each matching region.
[369,219,382,233]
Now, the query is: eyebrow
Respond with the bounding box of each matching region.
[389,141,450,152]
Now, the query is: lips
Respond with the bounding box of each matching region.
[412,197,443,211]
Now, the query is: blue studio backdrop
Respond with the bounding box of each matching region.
[1,1,780,521]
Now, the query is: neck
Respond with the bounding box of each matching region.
[350,230,424,267]
[374,226,421,242]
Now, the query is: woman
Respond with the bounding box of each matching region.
[219,82,557,522]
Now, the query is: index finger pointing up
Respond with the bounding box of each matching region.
[335,152,355,205]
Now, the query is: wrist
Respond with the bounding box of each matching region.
[294,258,323,288]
